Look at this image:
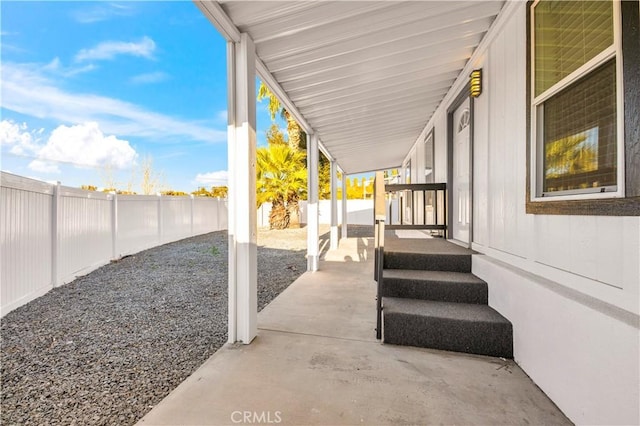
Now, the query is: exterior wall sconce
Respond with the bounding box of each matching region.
[470,69,482,97]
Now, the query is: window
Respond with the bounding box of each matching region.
[531,0,621,198]
[457,110,470,133]
[424,131,434,184]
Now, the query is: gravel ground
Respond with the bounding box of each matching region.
[1,226,331,426]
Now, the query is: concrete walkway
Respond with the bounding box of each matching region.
[139,235,570,425]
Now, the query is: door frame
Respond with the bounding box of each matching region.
[447,86,475,248]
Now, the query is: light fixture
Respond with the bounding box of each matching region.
[470,69,482,98]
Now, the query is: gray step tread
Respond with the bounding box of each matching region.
[383,297,509,324]
[383,252,471,273]
[383,269,485,285]
[383,297,513,358]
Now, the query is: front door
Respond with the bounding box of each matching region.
[452,98,470,244]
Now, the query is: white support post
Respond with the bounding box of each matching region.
[330,160,338,250]
[307,133,320,272]
[227,34,257,344]
[341,172,348,239]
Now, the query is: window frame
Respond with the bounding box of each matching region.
[530,0,624,201]
[525,0,640,216]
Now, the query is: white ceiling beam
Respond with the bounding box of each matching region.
[193,1,333,162]
[194,1,240,43]
[255,58,311,135]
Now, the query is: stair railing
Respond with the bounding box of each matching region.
[385,183,447,237]
[374,176,448,340]
[373,172,386,340]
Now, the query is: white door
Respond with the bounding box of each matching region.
[452,98,470,244]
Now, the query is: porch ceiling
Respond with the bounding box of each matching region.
[214,1,504,174]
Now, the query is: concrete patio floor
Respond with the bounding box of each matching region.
[138,234,570,425]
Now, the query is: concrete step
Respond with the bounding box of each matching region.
[383,251,471,273]
[381,270,488,304]
[383,297,513,358]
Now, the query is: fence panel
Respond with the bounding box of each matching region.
[1,174,54,314]
[116,195,160,256]
[259,199,374,227]
[57,187,112,285]
[161,196,192,243]
[193,197,222,234]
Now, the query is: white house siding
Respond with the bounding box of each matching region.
[403,3,639,424]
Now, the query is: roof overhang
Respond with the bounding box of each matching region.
[196,1,505,175]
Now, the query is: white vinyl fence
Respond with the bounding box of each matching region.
[1,172,227,317]
[257,199,375,228]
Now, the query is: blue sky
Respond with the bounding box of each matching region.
[0,1,280,192]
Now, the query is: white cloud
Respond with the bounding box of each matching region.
[28,159,60,174]
[44,57,96,77]
[1,62,226,144]
[38,122,137,169]
[72,3,136,24]
[75,36,156,62]
[1,120,138,174]
[129,71,169,85]
[194,170,228,186]
[0,119,42,155]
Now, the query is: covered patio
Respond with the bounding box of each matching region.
[138,1,639,424]
[139,232,568,425]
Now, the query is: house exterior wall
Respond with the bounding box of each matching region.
[402,3,639,424]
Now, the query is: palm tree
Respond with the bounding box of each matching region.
[257,144,307,230]
[257,82,304,152]
[258,82,309,227]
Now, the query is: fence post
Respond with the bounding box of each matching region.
[51,181,61,288]
[190,194,195,236]
[216,197,222,231]
[157,193,163,244]
[111,192,118,259]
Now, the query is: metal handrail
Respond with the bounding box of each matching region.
[373,178,448,340]
[384,182,447,236]
[373,172,385,340]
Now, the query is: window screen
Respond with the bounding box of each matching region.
[534,1,613,96]
[541,59,617,194]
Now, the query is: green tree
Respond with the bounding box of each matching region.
[266,124,287,146]
[257,82,306,152]
[140,156,163,195]
[192,187,214,197]
[161,190,189,196]
[211,186,228,198]
[257,144,307,230]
